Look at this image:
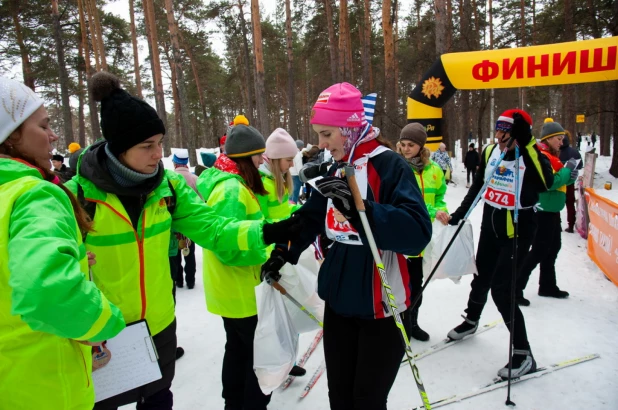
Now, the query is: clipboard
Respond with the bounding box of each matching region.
[93,320,162,402]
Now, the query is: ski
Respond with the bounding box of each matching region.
[411,353,600,409]
[281,330,324,390]
[402,319,503,365]
[300,359,326,398]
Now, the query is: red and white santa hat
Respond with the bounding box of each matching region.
[495,109,532,132]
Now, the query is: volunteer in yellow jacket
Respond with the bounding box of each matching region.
[65,72,303,410]
[258,128,302,221]
[398,123,449,341]
[0,77,125,410]
[196,125,273,410]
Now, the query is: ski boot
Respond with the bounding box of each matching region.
[289,365,306,377]
[538,287,569,298]
[410,308,430,341]
[498,349,536,379]
[447,315,478,340]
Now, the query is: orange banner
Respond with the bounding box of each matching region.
[585,188,618,286]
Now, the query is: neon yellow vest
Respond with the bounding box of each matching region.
[81,181,176,336]
[0,178,94,409]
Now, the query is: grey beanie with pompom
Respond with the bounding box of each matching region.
[89,71,165,156]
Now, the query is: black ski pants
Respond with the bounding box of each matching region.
[463,229,531,351]
[173,241,196,287]
[221,316,271,410]
[406,257,424,312]
[517,211,563,294]
[466,168,476,184]
[323,304,412,410]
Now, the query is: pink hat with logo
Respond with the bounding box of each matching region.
[310,82,366,128]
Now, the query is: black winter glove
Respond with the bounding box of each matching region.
[565,158,579,180]
[448,212,463,226]
[262,213,304,245]
[260,247,287,282]
[510,113,533,147]
[315,177,359,220]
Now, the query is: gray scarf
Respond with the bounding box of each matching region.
[408,156,425,172]
[105,144,159,188]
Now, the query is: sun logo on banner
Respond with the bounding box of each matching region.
[421,77,445,99]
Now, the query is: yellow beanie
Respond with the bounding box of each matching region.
[68,142,81,153]
[544,118,554,123]
[233,115,249,126]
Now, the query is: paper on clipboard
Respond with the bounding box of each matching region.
[93,321,162,402]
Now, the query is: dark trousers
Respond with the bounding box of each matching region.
[324,304,412,410]
[464,229,531,351]
[94,320,177,410]
[517,212,563,294]
[173,242,196,287]
[565,184,576,228]
[221,316,271,410]
[406,257,423,310]
[466,168,476,184]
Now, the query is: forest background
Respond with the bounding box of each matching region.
[1,0,617,175]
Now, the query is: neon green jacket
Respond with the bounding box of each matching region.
[0,159,125,410]
[257,166,300,221]
[67,167,266,336]
[412,160,448,221]
[197,167,269,318]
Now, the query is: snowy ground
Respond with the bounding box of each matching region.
[129,143,617,410]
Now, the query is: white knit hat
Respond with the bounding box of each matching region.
[265,128,298,159]
[0,77,44,145]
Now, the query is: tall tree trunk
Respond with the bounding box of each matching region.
[338,0,349,81]
[164,44,181,147]
[562,0,576,139]
[323,0,338,83]
[85,0,101,71]
[164,0,194,164]
[78,0,101,141]
[129,0,143,98]
[86,0,107,70]
[434,0,452,150]
[460,0,472,160]
[361,0,371,92]
[238,0,255,124]
[610,0,618,176]
[382,0,397,139]
[77,39,86,146]
[446,0,453,52]
[487,0,494,151]
[251,0,268,135]
[285,0,298,138]
[142,0,168,139]
[9,0,35,90]
[51,0,74,143]
[179,30,210,145]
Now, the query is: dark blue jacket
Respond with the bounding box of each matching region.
[286,148,431,319]
[559,137,583,169]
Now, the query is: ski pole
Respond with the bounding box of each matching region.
[343,165,432,410]
[505,145,521,406]
[264,273,323,328]
[409,137,517,312]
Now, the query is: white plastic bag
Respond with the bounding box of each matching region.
[254,282,298,395]
[254,246,324,394]
[277,247,324,334]
[422,220,477,283]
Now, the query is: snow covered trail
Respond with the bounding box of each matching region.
[124,157,617,410]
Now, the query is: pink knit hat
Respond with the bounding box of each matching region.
[310,82,366,128]
[265,128,298,159]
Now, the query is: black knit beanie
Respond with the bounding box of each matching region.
[89,72,165,156]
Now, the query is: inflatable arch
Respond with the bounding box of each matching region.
[407,37,618,151]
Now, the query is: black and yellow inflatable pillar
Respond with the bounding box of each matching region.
[408,37,618,151]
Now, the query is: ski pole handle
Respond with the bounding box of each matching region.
[343,166,365,211]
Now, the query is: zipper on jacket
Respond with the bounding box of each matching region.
[86,198,148,321]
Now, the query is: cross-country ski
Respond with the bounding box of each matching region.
[410,354,600,410]
[402,319,503,365]
[281,330,324,390]
[300,360,327,399]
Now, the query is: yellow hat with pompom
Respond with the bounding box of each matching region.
[233,115,249,126]
[68,142,81,153]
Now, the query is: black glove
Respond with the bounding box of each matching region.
[565,159,579,180]
[510,113,532,146]
[262,213,304,245]
[448,212,462,226]
[260,247,286,282]
[315,177,358,220]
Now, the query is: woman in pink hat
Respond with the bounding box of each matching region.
[260,83,432,409]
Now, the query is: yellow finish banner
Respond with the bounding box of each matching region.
[442,37,618,89]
